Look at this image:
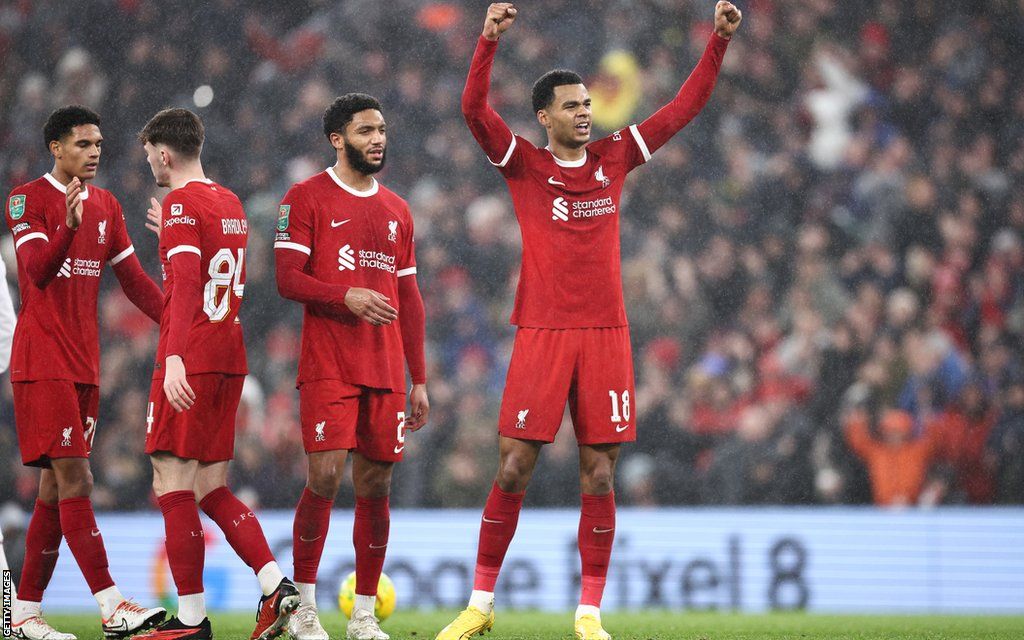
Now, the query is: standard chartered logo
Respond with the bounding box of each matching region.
[338,244,356,271]
[58,257,102,278]
[551,196,617,223]
[338,244,397,273]
[551,197,569,222]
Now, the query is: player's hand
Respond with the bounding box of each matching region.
[406,384,429,432]
[714,1,742,39]
[145,197,162,238]
[65,178,84,230]
[344,287,398,326]
[482,3,516,41]
[163,355,196,412]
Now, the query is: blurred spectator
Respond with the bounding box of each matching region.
[844,409,941,507]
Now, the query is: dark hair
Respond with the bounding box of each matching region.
[531,69,584,113]
[323,93,382,139]
[138,108,205,158]
[43,105,101,148]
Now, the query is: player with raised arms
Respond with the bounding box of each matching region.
[4,105,167,640]
[437,3,742,639]
[134,108,299,640]
[274,93,428,640]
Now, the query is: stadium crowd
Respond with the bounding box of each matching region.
[0,0,1022,513]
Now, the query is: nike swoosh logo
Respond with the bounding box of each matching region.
[547,177,566,187]
[91,529,101,537]
[482,517,503,524]
[615,424,630,432]
[299,535,322,542]
[394,445,404,454]
[593,527,614,534]
[369,543,388,549]
[331,219,351,227]
[42,548,60,555]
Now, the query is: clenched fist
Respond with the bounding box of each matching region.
[482,3,517,41]
[714,1,742,39]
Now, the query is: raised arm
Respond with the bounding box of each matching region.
[13,179,85,289]
[635,1,740,156]
[462,3,520,167]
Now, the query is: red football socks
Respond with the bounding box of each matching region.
[158,490,205,596]
[353,496,390,596]
[199,486,274,574]
[18,499,62,601]
[473,483,525,592]
[292,487,333,584]
[58,496,114,594]
[578,491,616,607]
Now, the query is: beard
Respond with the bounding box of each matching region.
[344,140,386,175]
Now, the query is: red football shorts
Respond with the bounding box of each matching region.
[145,373,244,463]
[499,327,636,445]
[12,380,99,467]
[299,380,407,462]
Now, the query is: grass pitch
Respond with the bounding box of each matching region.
[43,610,1024,640]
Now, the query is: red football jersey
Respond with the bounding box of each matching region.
[154,179,248,378]
[486,131,646,328]
[274,168,417,392]
[463,33,729,329]
[5,174,137,384]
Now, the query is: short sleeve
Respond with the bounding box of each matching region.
[273,185,314,258]
[106,198,136,265]
[396,206,417,278]
[7,188,50,251]
[161,193,201,260]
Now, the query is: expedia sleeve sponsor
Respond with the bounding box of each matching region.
[164,215,197,228]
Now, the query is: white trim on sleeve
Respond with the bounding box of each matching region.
[108,245,135,265]
[396,266,417,277]
[166,245,202,258]
[273,241,312,255]
[15,232,48,249]
[629,124,652,163]
[489,132,517,168]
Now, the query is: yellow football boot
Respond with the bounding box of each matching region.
[574,614,612,640]
[435,606,494,640]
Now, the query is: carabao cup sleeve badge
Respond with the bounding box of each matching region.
[9,194,26,220]
[277,204,290,231]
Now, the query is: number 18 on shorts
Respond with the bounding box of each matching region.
[498,326,636,445]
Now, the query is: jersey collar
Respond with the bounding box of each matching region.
[326,167,378,197]
[182,178,214,187]
[43,173,90,200]
[545,147,588,168]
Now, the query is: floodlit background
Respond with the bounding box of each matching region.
[0,0,1022,615]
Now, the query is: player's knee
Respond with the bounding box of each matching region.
[581,467,614,495]
[58,468,94,498]
[496,455,533,492]
[308,468,343,499]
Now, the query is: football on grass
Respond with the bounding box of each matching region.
[338,571,396,621]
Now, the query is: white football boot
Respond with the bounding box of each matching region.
[346,609,389,640]
[11,615,78,640]
[288,604,330,640]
